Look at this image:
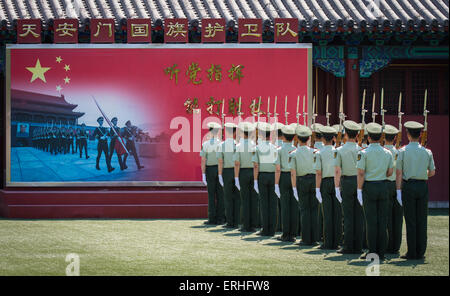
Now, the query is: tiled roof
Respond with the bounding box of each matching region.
[0,0,448,30]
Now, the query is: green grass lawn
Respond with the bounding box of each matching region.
[0,209,448,276]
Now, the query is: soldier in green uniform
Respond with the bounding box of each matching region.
[396,121,436,260]
[288,123,301,236]
[335,121,364,254]
[253,122,278,236]
[272,122,285,147]
[357,123,394,260]
[234,122,258,232]
[275,125,298,242]
[312,123,325,150]
[383,125,403,255]
[315,125,342,249]
[200,122,225,225]
[272,122,285,232]
[290,125,319,245]
[217,122,240,228]
[312,123,324,241]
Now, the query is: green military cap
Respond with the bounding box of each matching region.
[384,124,399,135]
[224,122,237,128]
[343,120,361,131]
[296,125,312,137]
[281,125,296,135]
[238,121,256,132]
[272,122,285,130]
[366,122,382,134]
[319,125,336,135]
[207,122,222,129]
[404,121,424,130]
[311,123,323,133]
[257,122,272,132]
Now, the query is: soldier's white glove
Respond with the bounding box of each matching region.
[202,174,207,186]
[335,187,342,203]
[218,175,224,187]
[254,180,259,194]
[357,189,363,206]
[396,190,403,206]
[293,187,299,202]
[315,188,322,203]
[274,184,281,199]
[234,177,240,191]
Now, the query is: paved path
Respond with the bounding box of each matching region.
[10,142,169,182]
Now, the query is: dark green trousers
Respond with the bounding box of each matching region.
[341,176,364,252]
[239,168,259,231]
[206,165,225,224]
[321,177,342,249]
[276,199,282,232]
[402,179,428,259]
[297,175,318,244]
[223,168,241,227]
[386,180,403,253]
[318,203,323,242]
[362,181,389,257]
[280,172,298,239]
[258,172,278,235]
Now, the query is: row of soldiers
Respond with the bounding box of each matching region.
[200,119,435,260]
[32,124,90,158]
[31,116,144,173]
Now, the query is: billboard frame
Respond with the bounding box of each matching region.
[4,43,313,187]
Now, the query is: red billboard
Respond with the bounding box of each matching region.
[5,44,312,186]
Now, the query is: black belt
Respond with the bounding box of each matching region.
[299,174,315,178]
[281,171,290,175]
[365,180,386,184]
[206,165,218,168]
[404,179,426,183]
[240,168,253,171]
[260,171,275,174]
[322,176,334,180]
[342,175,357,179]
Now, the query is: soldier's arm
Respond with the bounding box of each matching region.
[428,150,436,178]
[218,158,224,176]
[334,150,342,187]
[252,150,259,181]
[201,156,206,175]
[386,152,394,177]
[357,169,365,190]
[386,168,393,178]
[396,169,403,190]
[289,154,297,187]
[290,169,296,188]
[253,162,259,181]
[234,161,240,179]
[334,166,342,188]
[315,170,322,189]
[274,148,281,185]
[275,164,281,185]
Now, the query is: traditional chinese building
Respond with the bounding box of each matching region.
[0,1,448,217]
[10,89,84,146]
